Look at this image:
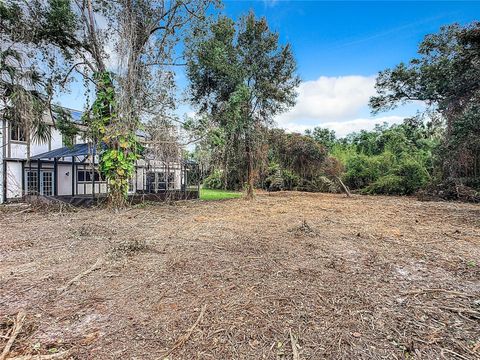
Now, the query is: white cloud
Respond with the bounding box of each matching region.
[274,75,417,137]
[276,75,377,125]
[280,116,405,137]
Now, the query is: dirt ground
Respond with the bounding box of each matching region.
[1,192,479,359]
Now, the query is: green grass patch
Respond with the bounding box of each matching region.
[200,188,242,201]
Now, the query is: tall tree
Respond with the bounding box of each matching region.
[370,22,480,184]
[0,1,56,163]
[186,12,299,198]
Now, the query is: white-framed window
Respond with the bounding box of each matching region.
[10,123,26,142]
[26,171,38,195]
[42,171,53,196]
[128,178,135,192]
[25,170,54,196]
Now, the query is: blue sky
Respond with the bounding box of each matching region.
[59,1,480,137]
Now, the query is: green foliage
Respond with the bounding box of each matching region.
[394,157,430,194]
[370,22,480,185]
[306,127,337,150]
[54,107,78,147]
[343,153,385,189]
[186,12,300,196]
[337,121,436,195]
[281,169,300,190]
[87,71,141,205]
[203,169,224,190]
[264,162,285,191]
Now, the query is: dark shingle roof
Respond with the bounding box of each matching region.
[31,143,95,160]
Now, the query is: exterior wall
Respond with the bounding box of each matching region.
[6,161,22,200]
[6,121,54,160]
[51,128,64,151]
[75,183,108,195]
[1,113,89,201]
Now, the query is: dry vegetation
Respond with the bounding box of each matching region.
[1,192,479,359]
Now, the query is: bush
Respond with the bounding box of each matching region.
[265,169,284,191]
[343,153,383,189]
[362,159,430,195]
[312,176,340,193]
[203,169,224,189]
[394,158,430,194]
[362,174,406,195]
[281,169,300,190]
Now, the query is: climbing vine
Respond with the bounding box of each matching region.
[87,71,142,207]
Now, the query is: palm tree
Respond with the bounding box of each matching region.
[1,48,52,164]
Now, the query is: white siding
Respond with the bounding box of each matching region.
[6,162,22,199]
[51,128,63,150]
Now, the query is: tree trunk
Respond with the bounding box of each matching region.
[245,136,254,200]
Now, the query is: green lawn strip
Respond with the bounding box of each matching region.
[200,188,242,201]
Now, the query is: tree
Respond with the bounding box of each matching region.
[0,1,55,163]
[186,12,299,198]
[306,127,337,150]
[2,0,216,207]
[370,22,480,185]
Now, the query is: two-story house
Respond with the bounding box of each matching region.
[0,109,199,204]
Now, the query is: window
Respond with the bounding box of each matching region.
[42,172,53,196]
[128,178,134,192]
[26,171,38,195]
[157,172,166,191]
[168,172,175,189]
[10,123,26,142]
[77,169,102,183]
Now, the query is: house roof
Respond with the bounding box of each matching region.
[31,143,95,160]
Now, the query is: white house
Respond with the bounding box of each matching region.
[0,109,199,204]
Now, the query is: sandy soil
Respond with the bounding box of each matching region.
[0,192,479,359]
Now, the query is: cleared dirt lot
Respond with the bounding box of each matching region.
[1,192,479,359]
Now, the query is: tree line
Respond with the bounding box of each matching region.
[197,22,480,202]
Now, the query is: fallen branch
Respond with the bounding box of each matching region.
[402,288,474,298]
[289,328,300,360]
[164,305,206,356]
[58,258,103,294]
[6,351,71,360]
[335,177,351,197]
[0,311,26,360]
[436,306,480,317]
[440,347,471,360]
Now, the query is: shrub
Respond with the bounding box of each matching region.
[203,169,224,189]
[265,169,284,191]
[343,154,382,189]
[281,169,300,190]
[362,174,406,195]
[394,158,430,194]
